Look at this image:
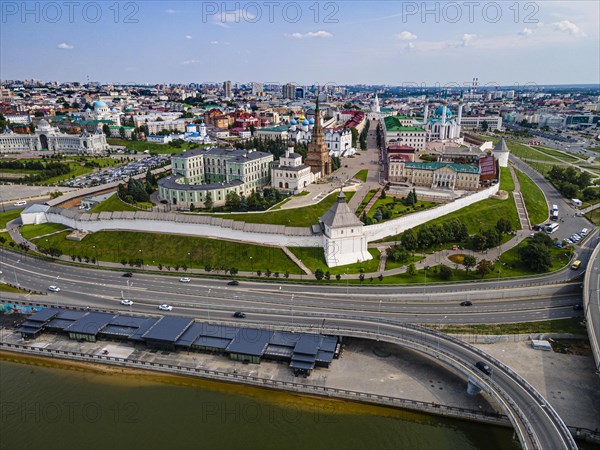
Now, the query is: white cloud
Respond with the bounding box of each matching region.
[553,20,586,37]
[185,35,192,40]
[519,28,534,37]
[289,31,333,39]
[57,42,73,49]
[397,31,417,40]
[461,34,476,47]
[165,9,177,14]
[210,41,219,45]
[214,9,255,27]
[182,60,201,65]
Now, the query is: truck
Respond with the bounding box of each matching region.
[572,199,582,207]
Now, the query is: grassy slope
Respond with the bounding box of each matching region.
[514,169,548,225]
[353,169,368,182]
[90,195,140,213]
[201,192,355,227]
[0,209,23,228]
[499,167,515,192]
[20,223,69,240]
[41,230,302,274]
[289,248,380,275]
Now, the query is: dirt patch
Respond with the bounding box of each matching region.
[550,339,592,356]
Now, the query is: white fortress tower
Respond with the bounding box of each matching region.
[493,138,510,167]
[320,191,372,267]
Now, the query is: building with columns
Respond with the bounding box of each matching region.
[0,119,109,154]
[320,191,372,267]
[388,161,480,191]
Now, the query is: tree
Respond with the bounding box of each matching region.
[373,208,383,222]
[351,128,359,147]
[230,267,238,276]
[519,242,551,272]
[315,268,324,280]
[481,120,489,132]
[439,265,452,280]
[401,228,418,251]
[407,263,417,276]
[225,191,241,210]
[204,192,213,210]
[102,124,111,136]
[495,218,513,235]
[463,255,477,273]
[471,234,487,251]
[119,127,126,139]
[335,274,341,281]
[476,259,494,277]
[324,271,331,280]
[483,228,501,248]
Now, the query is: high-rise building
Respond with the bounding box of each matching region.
[282,83,296,100]
[304,97,332,176]
[251,82,264,95]
[223,80,232,99]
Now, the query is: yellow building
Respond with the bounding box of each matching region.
[389,161,480,191]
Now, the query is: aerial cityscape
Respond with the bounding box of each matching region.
[0,1,599,450]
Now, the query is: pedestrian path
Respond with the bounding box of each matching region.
[281,247,312,275]
[509,166,531,230]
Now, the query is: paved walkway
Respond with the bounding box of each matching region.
[509,165,531,230]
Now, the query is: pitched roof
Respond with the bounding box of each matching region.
[320,191,363,229]
[494,138,510,153]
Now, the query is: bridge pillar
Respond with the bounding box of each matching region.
[467,376,482,395]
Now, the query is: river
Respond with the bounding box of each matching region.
[0,354,518,450]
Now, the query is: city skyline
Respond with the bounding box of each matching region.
[1,1,598,85]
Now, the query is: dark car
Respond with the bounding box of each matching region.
[233,311,246,318]
[227,280,239,286]
[460,301,473,306]
[573,304,583,311]
[122,272,133,278]
[475,361,492,376]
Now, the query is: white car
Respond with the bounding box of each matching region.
[13,201,27,207]
[179,277,191,283]
[581,228,589,236]
[120,299,134,306]
[158,304,173,311]
[48,286,60,292]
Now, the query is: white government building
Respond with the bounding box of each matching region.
[158,147,273,207]
[0,119,109,154]
[271,145,317,193]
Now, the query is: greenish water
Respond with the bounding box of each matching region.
[0,357,519,450]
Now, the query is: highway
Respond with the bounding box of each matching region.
[583,242,600,371]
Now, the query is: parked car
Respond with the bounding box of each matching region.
[227,280,240,286]
[581,228,589,236]
[48,286,60,292]
[475,361,493,376]
[460,301,473,306]
[120,299,133,306]
[122,272,133,277]
[13,201,27,207]
[179,277,191,283]
[158,304,173,311]
[233,311,246,318]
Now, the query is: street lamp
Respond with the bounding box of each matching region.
[207,289,211,322]
[291,294,295,327]
[250,256,254,274]
[437,315,447,355]
[139,249,143,270]
[377,299,382,341]
[188,252,192,271]
[93,245,98,265]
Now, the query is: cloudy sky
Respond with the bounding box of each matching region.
[1,1,598,86]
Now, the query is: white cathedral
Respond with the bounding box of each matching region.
[0,119,109,154]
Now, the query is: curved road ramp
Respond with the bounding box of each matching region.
[319,320,577,450]
[583,242,600,372]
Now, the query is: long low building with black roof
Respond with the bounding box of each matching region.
[15,308,340,376]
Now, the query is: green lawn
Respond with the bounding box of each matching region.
[384,253,424,270]
[527,161,555,177]
[531,146,579,162]
[20,223,69,240]
[432,318,585,335]
[201,192,355,227]
[289,247,381,275]
[356,189,378,215]
[366,198,437,222]
[0,209,23,229]
[353,169,368,182]
[107,138,207,155]
[90,194,142,213]
[514,169,548,225]
[506,141,557,162]
[499,167,514,191]
[585,210,600,226]
[497,239,572,277]
[40,230,303,274]
[0,283,32,294]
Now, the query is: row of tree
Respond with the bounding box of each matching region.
[547,165,592,199]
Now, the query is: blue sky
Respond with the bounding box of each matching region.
[1,1,598,86]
